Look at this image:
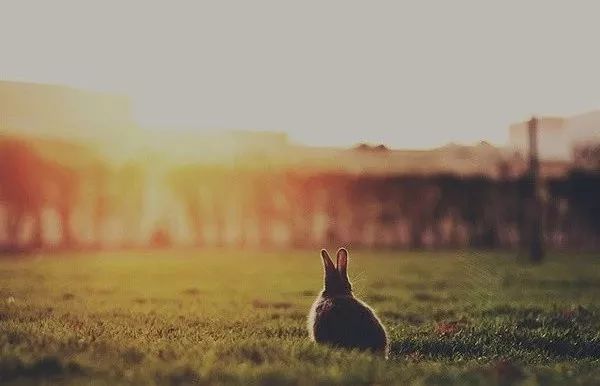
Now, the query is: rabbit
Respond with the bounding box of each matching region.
[307,247,389,357]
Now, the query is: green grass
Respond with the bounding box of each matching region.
[1,249,599,385]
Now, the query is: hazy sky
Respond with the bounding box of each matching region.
[2,1,600,148]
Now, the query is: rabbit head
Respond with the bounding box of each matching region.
[320,248,352,297]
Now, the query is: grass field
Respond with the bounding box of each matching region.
[1,249,599,385]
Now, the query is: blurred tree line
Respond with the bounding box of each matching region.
[0,136,598,252]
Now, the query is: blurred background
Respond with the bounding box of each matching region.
[0,79,598,253]
[1,1,599,255]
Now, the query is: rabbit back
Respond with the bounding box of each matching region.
[309,295,388,354]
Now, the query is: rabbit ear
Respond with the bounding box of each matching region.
[337,247,349,278]
[320,249,336,276]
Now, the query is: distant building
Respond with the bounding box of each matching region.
[509,117,569,160]
[0,80,136,142]
[567,110,600,145]
[509,111,600,162]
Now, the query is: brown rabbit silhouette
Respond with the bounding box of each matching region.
[307,248,389,357]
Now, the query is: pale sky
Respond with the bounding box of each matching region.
[2,1,600,149]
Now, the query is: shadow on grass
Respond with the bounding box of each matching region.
[281,302,600,362]
[0,356,85,382]
[392,333,600,361]
[391,306,600,361]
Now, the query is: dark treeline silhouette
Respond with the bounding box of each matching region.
[1,138,599,252]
